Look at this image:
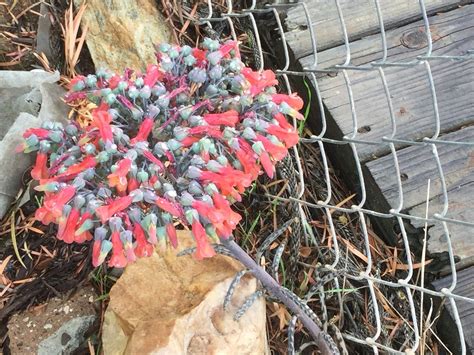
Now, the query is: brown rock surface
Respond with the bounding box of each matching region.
[76,0,173,72]
[102,231,267,354]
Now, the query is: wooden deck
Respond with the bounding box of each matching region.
[284,0,474,260]
[283,0,474,350]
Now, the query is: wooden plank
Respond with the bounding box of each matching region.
[431,266,474,353]
[301,4,474,71]
[366,126,474,264]
[285,0,466,60]
[308,5,474,162]
[409,181,474,267]
[366,126,474,211]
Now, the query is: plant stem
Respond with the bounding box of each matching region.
[220,237,339,355]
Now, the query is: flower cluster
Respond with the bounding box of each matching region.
[18,38,303,268]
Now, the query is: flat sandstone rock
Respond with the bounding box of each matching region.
[102,231,268,355]
[77,0,173,72]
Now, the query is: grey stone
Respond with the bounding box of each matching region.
[37,315,96,355]
[0,70,68,218]
[0,112,41,218]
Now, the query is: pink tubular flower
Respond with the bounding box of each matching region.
[142,150,165,171]
[55,156,97,181]
[35,186,76,224]
[23,128,50,139]
[155,197,181,217]
[109,230,127,268]
[134,223,154,257]
[192,219,216,260]
[127,177,139,193]
[91,110,113,142]
[260,150,274,179]
[69,75,85,90]
[273,112,293,130]
[271,93,304,111]
[144,64,163,87]
[203,110,239,127]
[130,117,154,145]
[57,207,80,244]
[188,125,223,139]
[95,195,133,223]
[255,134,288,161]
[108,75,121,90]
[267,125,299,148]
[166,223,178,248]
[180,136,200,147]
[108,158,132,194]
[31,152,49,180]
[212,193,241,233]
[235,149,259,180]
[219,40,239,58]
[242,68,278,96]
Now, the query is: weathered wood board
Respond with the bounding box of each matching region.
[285,0,468,60]
[366,126,474,264]
[366,126,474,212]
[431,266,474,353]
[308,5,474,162]
[301,4,474,71]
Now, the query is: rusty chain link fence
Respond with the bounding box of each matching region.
[191,0,474,353]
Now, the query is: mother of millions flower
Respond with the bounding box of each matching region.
[18,38,304,267]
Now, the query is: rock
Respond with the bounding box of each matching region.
[37,315,96,355]
[102,231,268,354]
[8,286,98,354]
[0,70,68,218]
[0,112,41,218]
[76,0,173,72]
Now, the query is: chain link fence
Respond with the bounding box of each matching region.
[194,0,474,353]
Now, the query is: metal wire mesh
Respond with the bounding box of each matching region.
[197,0,474,353]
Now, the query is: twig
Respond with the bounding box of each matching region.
[220,237,340,355]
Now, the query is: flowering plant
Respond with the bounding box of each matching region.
[18,38,303,268]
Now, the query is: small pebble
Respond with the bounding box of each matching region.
[63,305,70,315]
[88,296,94,303]
[43,324,53,330]
[22,317,29,322]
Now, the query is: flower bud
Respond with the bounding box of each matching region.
[128,86,139,99]
[188,180,203,195]
[252,141,265,155]
[97,151,109,163]
[135,77,144,88]
[94,226,108,241]
[181,45,192,56]
[65,124,78,136]
[137,170,149,182]
[167,139,181,151]
[86,74,97,87]
[130,189,144,202]
[148,104,160,118]
[139,86,151,99]
[188,68,207,83]
[180,191,195,206]
[74,195,86,209]
[184,55,196,66]
[208,64,223,79]
[242,127,257,140]
[187,166,202,179]
[84,143,96,155]
[206,160,222,172]
[109,217,122,231]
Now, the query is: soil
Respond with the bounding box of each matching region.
[7,285,98,354]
